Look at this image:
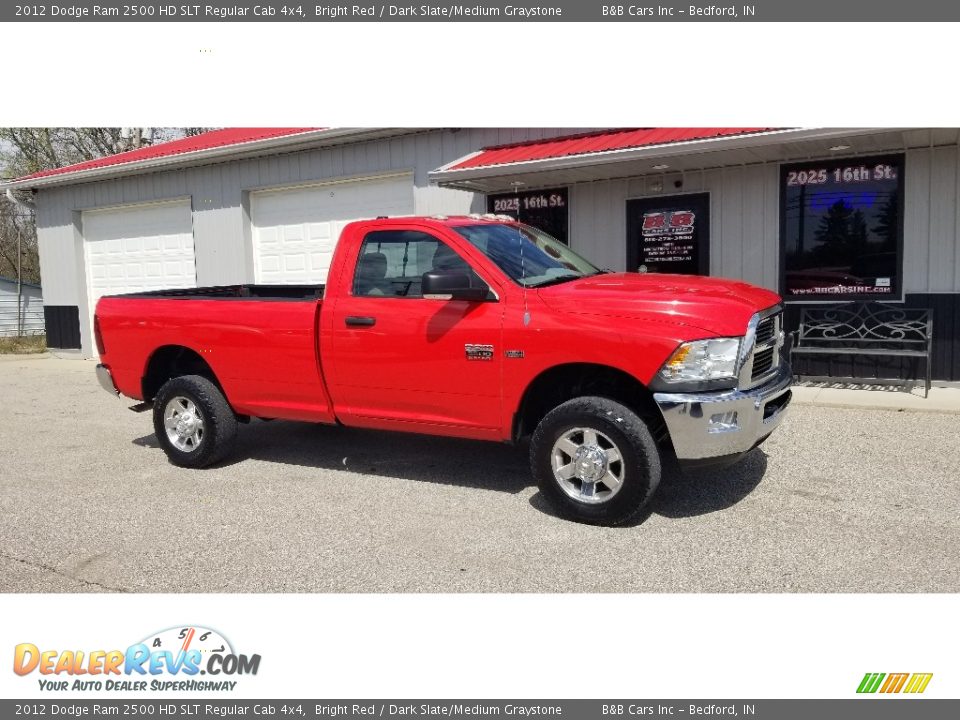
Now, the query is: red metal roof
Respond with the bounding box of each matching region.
[15,128,320,182]
[448,128,774,170]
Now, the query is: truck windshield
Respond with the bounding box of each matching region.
[455,223,602,287]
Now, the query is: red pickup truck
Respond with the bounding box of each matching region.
[95,215,791,525]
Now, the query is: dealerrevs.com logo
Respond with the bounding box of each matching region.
[13,626,261,692]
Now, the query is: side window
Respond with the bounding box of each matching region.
[352,230,481,298]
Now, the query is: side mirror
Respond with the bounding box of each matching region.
[421,271,490,302]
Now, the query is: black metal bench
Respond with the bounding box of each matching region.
[790,303,934,397]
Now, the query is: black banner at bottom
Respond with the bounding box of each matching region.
[2,700,956,720]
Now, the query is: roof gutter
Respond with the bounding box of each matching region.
[428,128,893,188]
[0,128,409,192]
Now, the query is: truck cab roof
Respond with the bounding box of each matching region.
[354,214,519,230]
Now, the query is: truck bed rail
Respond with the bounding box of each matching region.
[102,284,324,301]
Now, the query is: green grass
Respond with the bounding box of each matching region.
[0,335,47,354]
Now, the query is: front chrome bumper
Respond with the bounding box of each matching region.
[654,364,792,461]
[95,364,119,396]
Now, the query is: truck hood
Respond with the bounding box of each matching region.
[537,272,781,336]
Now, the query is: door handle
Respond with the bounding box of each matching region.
[345,316,376,327]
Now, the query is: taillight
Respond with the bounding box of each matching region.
[94,314,106,356]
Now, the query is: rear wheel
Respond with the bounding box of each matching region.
[530,396,661,526]
[153,375,238,468]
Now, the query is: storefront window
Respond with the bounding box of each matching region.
[627,193,711,275]
[781,154,904,299]
[487,187,569,244]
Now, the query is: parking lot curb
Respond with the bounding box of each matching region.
[791,385,960,414]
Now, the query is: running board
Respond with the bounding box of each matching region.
[128,402,153,413]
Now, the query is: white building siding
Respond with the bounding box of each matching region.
[567,178,629,273]
[903,144,960,294]
[570,146,960,295]
[570,164,781,289]
[34,201,81,308]
[0,280,44,337]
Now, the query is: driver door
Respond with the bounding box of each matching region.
[327,228,504,436]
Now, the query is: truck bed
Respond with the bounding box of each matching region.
[96,285,333,423]
[102,284,324,301]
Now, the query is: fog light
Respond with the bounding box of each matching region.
[708,411,739,434]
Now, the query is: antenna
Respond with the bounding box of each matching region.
[510,181,530,326]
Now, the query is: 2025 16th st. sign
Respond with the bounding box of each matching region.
[781,154,904,300]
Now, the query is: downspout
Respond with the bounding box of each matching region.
[4,189,36,338]
[16,228,21,336]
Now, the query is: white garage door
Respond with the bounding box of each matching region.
[250,174,414,284]
[83,200,196,311]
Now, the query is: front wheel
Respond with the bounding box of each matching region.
[530,396,662,526]
[152,375,238,468]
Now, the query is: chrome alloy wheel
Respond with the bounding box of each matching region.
[550,427,625,504]
[163,396,206,453]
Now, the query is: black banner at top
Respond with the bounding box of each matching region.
[3,1,960,22]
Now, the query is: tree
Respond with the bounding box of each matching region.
[811,199,860,267]
[0,127,210,176]
[0,127,212,288]
[849,208,868,255]
[0,199,39,284]
[872,194,899,251]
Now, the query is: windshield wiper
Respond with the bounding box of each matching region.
[528,273,583,288]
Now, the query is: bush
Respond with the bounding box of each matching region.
[0,335,46,354]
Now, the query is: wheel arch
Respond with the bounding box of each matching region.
[141,345,223,402]
[512,362,667,446]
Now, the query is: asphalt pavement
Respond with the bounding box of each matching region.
[1,354,958,593]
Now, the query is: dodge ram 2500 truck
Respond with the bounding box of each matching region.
[94,215,791,525]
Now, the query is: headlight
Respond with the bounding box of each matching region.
[657,338,741,387]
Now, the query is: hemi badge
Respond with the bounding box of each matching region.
[465,344,495,361]
[505,350,525,359]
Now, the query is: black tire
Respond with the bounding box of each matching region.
[530,396,661,526]
[152,375,238,468]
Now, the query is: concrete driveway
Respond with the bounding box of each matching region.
[1,354,958,593]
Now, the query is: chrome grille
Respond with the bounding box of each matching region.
[749,310,783,384]
[751,346,776,379]
[755,315,776,346]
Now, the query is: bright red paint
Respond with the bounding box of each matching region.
[448,128,774,170]
[95,216,781,443]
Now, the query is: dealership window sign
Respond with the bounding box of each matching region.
[781,154,904,300]
[626,193,711,276]
[641,209,697,267]
[487,187,569,244]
